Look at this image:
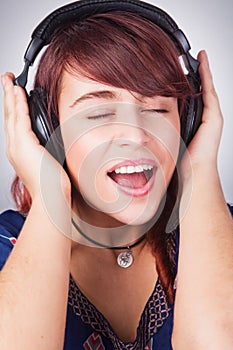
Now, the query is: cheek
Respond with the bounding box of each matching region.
[64,135,97,185]
[162,133,180,178]
[150,118,180,183]
[62,121,107,173]
[64,133,119,205]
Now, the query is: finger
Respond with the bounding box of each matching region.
[1,73,16,122]
[14,85,30,124]
[197,50,221,116]
[14,86,40,145]
[1,74,17,150]
[5,72,15,81]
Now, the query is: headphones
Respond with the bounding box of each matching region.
[14,0,203,164]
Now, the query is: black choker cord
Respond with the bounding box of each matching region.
[71,217,147,250]
[109,234,147,250]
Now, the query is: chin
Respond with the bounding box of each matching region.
[109,196,164,228]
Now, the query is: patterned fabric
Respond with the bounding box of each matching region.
[0,209,175,349]
[82,331,154,350]
[84,332,106,350]
[3,206,233,348]
[68,275,171,349]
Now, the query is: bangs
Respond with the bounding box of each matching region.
[35,11,193,116]
[62,12,192,99]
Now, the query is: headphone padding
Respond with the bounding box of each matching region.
[32,0,178,44]
[28,88,65,164]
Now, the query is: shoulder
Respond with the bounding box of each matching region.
[0,209,26,270]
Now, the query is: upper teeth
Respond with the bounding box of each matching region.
[114,164,153,174]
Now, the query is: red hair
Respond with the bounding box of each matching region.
[12,11,193,303]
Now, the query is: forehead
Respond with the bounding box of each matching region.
[60,70,125,98]
[59,70,178,106]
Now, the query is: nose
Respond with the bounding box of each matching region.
[116,104,150,148]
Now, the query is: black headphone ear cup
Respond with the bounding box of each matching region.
[180,97,196,145]
[28,88,65,165]
[180,73,203,146]
[28,88,54,145]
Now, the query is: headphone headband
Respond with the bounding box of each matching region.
[15,0,197,88]
[14,0,203,149]
[33,0,178,43]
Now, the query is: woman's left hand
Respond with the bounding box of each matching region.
[173,51,233,350]
[181,50,223,181]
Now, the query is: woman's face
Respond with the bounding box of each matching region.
[58,71,180,227]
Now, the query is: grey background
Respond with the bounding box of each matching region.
[0,0,232,212]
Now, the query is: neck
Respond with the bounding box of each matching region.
[109,233,147,250]
[71,194,149,249]
[71,214,147,247]
[71,233,150,269]
[72,189,122,229]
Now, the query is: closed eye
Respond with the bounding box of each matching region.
[87,109,168,120]
[142,109,168,114]
[87,113,115,120]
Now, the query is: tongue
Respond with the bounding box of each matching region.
[110,172,148,189]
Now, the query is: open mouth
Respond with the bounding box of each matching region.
[107,163,155,195]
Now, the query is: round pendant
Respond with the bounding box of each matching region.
[117,251,133,268]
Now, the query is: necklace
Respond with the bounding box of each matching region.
[109,235,147,268]
[71,217,147,268]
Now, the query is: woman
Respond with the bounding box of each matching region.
[0,1,232,349]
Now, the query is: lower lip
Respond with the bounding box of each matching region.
[112,168,157,198]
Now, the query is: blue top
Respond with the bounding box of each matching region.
[0,206,232,349]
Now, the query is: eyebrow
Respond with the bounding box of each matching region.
[69,90,118,108]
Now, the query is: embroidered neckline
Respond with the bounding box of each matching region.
[68,275,171,349]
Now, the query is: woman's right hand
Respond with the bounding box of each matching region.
[1,75,72,350]
[1,72,71,201]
